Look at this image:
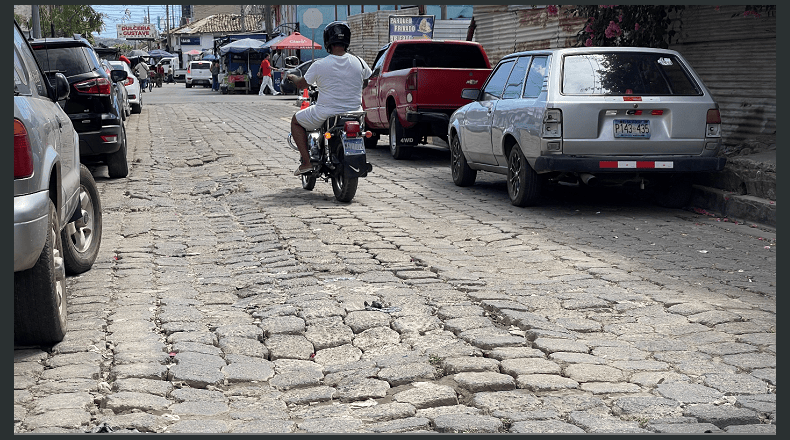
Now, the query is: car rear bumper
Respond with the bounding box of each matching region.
[187,78,212,85]
[533,155,727,173]
[14,190,50,272]
[78,124,123,156]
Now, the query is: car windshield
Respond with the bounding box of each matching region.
[33,46,93,78]
[562,52,702,96]
[108,61,126,71]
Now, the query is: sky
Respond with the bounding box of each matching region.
[91,4,181,39]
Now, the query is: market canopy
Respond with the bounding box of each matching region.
[127,49,149,58]
[262,34,287,49]
[149,49,175,58]
[219,38,268,55]
[272,32,321,50]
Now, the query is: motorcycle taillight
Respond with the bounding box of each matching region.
[344,121,361,137]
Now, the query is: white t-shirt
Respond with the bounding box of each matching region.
[304,53,372,114]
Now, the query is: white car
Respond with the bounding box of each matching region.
[109,60,142,114]
[186,60,212,88]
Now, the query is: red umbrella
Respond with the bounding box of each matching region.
[185,49,202,56]
[272,32,322,50]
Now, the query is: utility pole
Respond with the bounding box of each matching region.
[263,5,273,37]
[441,5,447,20]
[241,5,246,33]
[165,4,170,51]
[31,5,41,38]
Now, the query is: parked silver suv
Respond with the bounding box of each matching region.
[14,21,103,346]
[449,47,726,207]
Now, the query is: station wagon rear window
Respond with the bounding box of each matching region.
[562,52,702,96]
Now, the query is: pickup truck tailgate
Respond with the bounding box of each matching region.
[409,68,491,110]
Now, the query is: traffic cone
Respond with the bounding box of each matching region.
[300,100,310,110]
[302,88,309,98]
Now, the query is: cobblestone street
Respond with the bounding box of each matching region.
[13,92,776,434]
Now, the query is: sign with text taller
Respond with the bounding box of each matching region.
[388,15,434,42]
[117,23,157,40]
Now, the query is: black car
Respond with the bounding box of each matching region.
[280,59,317,95]
[32,36,130,178]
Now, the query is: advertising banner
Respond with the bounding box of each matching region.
[117,23,157,40]
[388,15,434,42]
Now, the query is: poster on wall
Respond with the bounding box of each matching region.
[388,15,434,42]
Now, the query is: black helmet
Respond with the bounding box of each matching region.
[323,21,351,53]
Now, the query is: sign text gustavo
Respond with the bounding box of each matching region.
[117,23,157,40]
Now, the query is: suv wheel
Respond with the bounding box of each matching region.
[106,127,129,178]
[62,165,102,274]
[14,200,67,346]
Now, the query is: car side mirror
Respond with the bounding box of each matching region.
[110,70,128,82]
[461,88,480,101]
[52,73,70,101]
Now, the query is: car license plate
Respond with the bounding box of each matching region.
[614,119,650,138]
[343,137,365,155]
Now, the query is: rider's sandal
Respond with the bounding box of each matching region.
[293,159,312,176]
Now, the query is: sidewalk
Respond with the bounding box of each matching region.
[691,150,776,227]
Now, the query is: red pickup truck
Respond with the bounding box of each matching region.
[362,40,491,159]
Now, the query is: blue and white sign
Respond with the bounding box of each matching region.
[389,15,434,42]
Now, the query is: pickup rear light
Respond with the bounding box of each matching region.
[14,119,34,179]
[706,109,721,138]
[542,109,562,138]
[406,71,418,90]
[344,121,361,137]
[74,77,112,96]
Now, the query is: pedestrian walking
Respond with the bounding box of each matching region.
[134,60,150,92]
[210,60,220,91]
[258,52,280,96]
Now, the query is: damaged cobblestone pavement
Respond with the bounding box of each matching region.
[14,99,776,434]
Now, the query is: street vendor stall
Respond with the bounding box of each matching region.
[218,38,268,94]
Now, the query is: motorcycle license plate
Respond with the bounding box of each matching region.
[343,137,365,155]
[614,119,650,138]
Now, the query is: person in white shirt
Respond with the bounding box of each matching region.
[287,21,372,175]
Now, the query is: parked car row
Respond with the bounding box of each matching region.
[14,20,144,347]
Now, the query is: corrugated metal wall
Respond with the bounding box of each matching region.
[433,19,472,41]
[471,5,776,152]
[347,7,420,66]
[668,5,776,151]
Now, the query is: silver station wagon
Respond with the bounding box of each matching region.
[448,47,726,207]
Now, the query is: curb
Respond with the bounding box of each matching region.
[691,185,776,227]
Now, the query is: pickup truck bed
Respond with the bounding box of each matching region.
[362,40,491,159]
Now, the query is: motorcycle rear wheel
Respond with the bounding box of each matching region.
[331,168,358,202]
[301,173,316,190]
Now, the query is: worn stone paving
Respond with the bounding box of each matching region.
[13,98,776,433]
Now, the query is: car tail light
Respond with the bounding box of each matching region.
[100,135,118,143]
[14,119,34,179]
[74,77,112,96]
[344,121,361,137]
[706,109,721,138]
[542,109,562,138]
[406,71,418,90]
[123,76,134,87]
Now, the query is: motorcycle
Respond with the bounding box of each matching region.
[287,85,373,203]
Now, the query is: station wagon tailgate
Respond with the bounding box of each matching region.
[558,51,716,157]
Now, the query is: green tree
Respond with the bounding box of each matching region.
[16,6,106,44]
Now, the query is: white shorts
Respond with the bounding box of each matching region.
[294,104,363,131]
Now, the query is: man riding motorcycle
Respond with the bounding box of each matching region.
[287,21,372,175]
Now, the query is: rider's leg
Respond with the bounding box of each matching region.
[290,115,312,174]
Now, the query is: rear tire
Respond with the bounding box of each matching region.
[507,145,542,207]
[106,127,129,178]
[332,168,359,203]
[301,173,317,190]
[14,200,67,346]
[131,102,141,114]
[61,165,102,275]
[389,110,412,160]
[450,133,476,187]
[186,82,192,88]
